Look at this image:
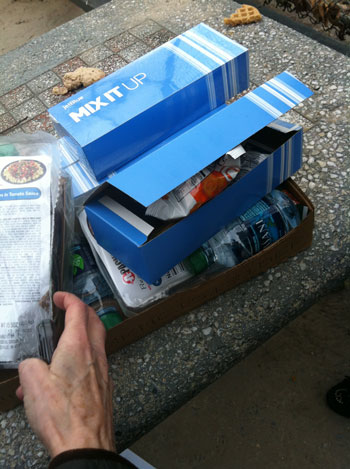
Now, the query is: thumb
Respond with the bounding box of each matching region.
[18,358,50,399]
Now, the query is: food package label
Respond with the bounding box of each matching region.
[0,156,51,365]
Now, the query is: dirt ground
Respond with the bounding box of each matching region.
[0,0,84,56]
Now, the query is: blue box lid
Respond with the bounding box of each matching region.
[105,71,313,207]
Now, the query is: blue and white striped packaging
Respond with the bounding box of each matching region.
[50,23,249,182]
[83,71,313,283]
[104,71,312,207]
[63,70,311,203]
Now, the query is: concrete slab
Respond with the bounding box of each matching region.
[131,286,350,469]
[0,0,84,56]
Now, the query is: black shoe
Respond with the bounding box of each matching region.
[326,376,350,417]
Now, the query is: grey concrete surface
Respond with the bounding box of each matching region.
[0,0,349,468]
[131,285,350,469]
[0,0,84,56]
[0,0,235,95]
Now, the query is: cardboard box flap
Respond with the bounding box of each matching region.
[87,197,150,247]
[107,71,312,207]
[268,119,302,133]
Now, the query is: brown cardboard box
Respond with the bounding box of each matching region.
[0,178,314,411]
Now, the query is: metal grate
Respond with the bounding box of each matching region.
[263,0,350,39]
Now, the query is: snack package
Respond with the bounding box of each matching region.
[79,210,193,314]
[0,132,74,368]
[145,146,244,220]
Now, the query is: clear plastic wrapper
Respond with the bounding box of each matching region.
[144,146,267,221]
[78,210,194,315]
[0,132,74,368]
[72,235,125,329]
[75,142,299,315]
[145,147,243,221]
[79,186,306,315]
[185,189,301,275]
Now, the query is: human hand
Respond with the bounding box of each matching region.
[16,292,115,458]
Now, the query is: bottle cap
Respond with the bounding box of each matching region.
[184,249,209,275]
[98,307,124,330]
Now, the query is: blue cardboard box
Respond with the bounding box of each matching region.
[50,23,249,181]
[84,71,313,283]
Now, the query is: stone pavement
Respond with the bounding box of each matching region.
[0,0,349,467]
[131,286,350,468]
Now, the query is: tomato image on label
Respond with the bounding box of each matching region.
[122,271,135,284]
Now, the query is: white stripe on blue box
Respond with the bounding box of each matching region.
[190,24,249,97]
[178,34,230,101]
[162,42,217,109]
[252,86,293,115]
[244,71,310,119]
[184,29,237,62]
[244,93,282,119]
[261,83,295,108]
[182,29,237,100]
[268,120,301,133]
[162,42,211,73]
[269,76,307,104]
[193,24,248,96]
[178,34,226,65]
[195,23,248,56]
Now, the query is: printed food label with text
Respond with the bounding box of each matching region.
[0,155,51,365]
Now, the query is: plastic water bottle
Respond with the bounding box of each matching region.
[72,238,124,329]
[185,189,301,274]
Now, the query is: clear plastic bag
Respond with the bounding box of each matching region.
[79,185,306,316]
[0,132,74,368]
[78,210,193,315]
[71,234,125,329]
[145,149,243,221]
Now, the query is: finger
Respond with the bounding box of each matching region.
[87,308,109,382]
[18,358,49,399]
[53,292,95,374]
[87,306,107,356]
[54,292,91,351]
[54,291,89,331]
[16,385,24,401]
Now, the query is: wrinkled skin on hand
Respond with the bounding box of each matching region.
[16,292,115,458]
